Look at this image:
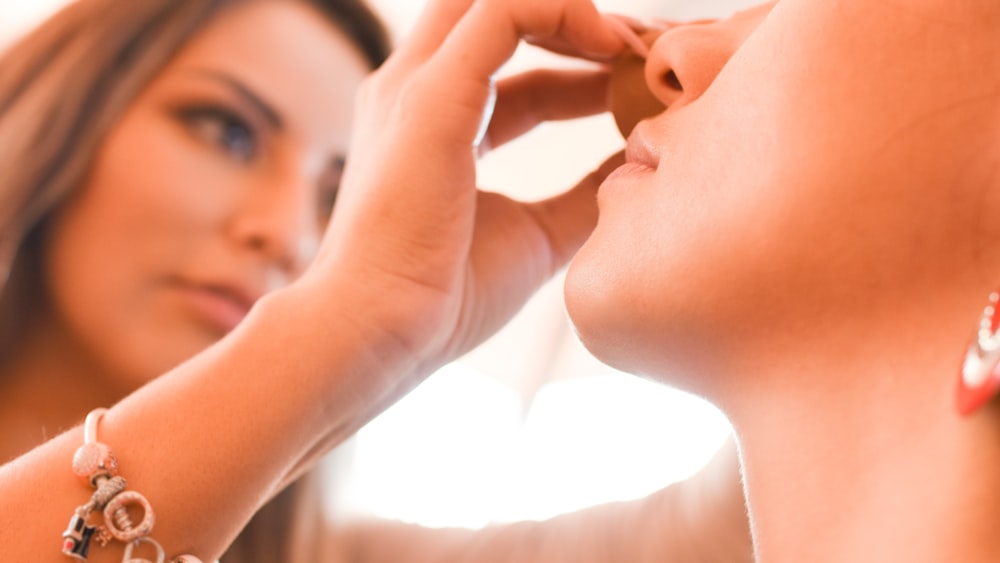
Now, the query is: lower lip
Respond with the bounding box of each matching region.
[172,285,249,334]
[604,161,656,183]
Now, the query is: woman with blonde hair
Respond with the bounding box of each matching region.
[0,0,399,560]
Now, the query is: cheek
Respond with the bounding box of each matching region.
[565,90,961,390]
[567,0,994,393]
[564,170,727,383]
[42,114,230,383]
[96,110,235,229]
[49,114,215,294]
[563,77,846,385]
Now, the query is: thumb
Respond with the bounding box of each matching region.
[525,151,626,273]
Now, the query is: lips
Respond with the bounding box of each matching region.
[624,124,660,170]
[170,278,262,334]
[603,126,660,185]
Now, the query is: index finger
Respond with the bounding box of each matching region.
[433,0,624,85]
[421,0,625,145]
[387,0,473,70]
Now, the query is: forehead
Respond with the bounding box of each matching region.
[152,0,370,142]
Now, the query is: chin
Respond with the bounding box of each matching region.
[564,245,661,378]
[564,245,734,399]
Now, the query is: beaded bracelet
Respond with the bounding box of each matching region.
[62,408,203,563]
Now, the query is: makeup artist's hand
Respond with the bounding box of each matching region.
[300,0,626,378]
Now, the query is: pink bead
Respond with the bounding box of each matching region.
[71,442,118,486]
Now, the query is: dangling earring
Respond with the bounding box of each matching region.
[957,291,1000,415]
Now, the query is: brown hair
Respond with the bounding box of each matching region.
[0,0,389,560]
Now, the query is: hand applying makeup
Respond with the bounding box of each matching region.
[294,0,627,392]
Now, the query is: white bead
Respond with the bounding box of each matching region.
[122,536,165,563]
[103,490,155,543]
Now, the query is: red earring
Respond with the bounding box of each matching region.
[957,291,1000,415]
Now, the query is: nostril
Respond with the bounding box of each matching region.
[664,70,682,92]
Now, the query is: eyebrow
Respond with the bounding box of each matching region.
[184,68,284,130]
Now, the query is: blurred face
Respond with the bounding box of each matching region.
[566,0,1000,387]
[42,1,370,386]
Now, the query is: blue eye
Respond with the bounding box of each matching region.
[176,105,257,162]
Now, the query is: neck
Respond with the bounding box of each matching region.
[0,313,128,462]
[728,290,1000,562]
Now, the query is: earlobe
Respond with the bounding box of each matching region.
[957,290,1000,415]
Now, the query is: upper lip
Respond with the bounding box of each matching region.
[625,124,660,170]
[177,277,264,313]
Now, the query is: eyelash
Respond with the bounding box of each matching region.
[174,104,258,163]
[172,101,344,221]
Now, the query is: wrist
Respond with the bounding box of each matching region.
[244,279,429,423]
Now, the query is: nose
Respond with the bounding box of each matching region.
[644,6,769,110]
[644,24,735,110]
[230,171,321,277]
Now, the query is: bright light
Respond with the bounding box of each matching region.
[337,363,731,528]
[0,1,68,48]
[496,373,731,522]
[341,364,525,528]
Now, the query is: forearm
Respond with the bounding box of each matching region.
[0,285,416,562]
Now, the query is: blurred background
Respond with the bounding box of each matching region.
[1,0,754,528]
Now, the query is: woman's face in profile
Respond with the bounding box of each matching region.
[567,0,1000,387]
[41,0,370,386]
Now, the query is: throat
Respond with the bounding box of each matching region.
[0,322,130,463]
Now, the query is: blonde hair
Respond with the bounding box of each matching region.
[0,1,389,560]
